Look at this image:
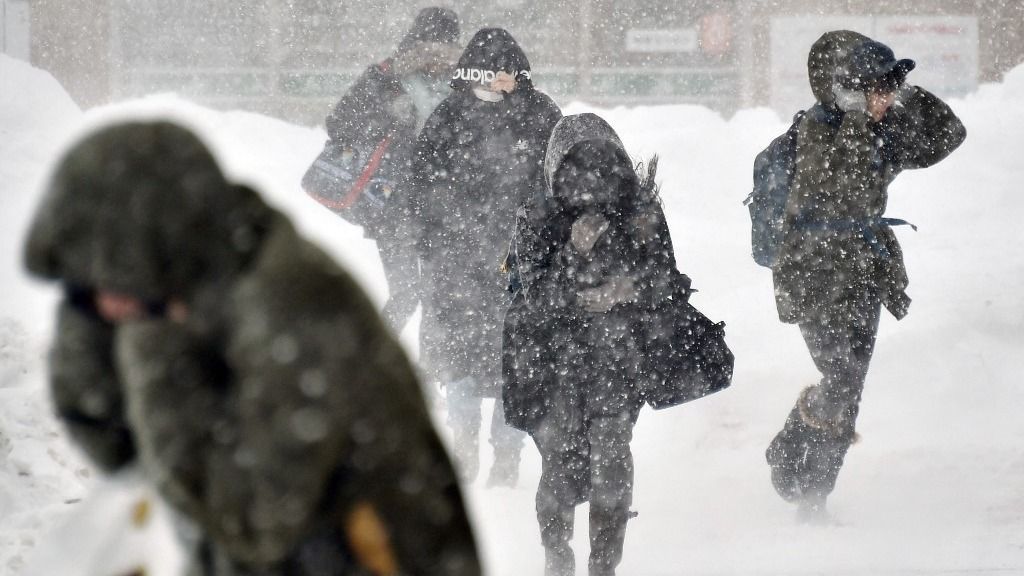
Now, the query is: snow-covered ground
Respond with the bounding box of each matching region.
[2,52,1023,574]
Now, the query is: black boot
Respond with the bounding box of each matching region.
[544,543,575,576]
[766,390,856,509]
[765,406,807,503]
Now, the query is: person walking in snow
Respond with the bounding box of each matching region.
[504,113,680,576]
[24,121,481,576]
[765,31,966,520]
[402,27,562,487]
[312,7,462,334]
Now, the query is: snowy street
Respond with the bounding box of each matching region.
[2,53,1023,574]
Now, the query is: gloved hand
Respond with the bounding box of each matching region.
[833,85,868,115]
[50,297,136,472]
[570,213,609,255]
[577,275,636,313]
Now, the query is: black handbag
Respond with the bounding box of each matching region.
[639,274,734,409]
[501,290,552,433]
[301,135,396,227]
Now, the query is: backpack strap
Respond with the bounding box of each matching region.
[794,216,917,258]
[806,104,842,128]
[743,110,805,208]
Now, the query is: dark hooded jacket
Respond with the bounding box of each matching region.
[773,30,966,323]
[323,7,461,238]
[502,114,678,431]
[25,122,481,576]
[404,27,562,391]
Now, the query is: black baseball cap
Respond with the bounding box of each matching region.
[839,39,916,92]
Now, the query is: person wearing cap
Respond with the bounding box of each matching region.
[766,31,966,521]
[25,121,482,576]
[402,27,562,487]
[322,7,462,333]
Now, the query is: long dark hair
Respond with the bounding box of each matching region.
[636,154,661,206]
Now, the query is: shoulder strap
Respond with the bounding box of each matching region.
[314,136,395,211]
[805,104,842,128]
[788,110,806,136]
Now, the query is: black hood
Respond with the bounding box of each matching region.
[544,113,627,191]
[544,113,640,211]
[807,30,870,106]
[24,121,270,303]
[397,7,460,53]
[450,28,532,90]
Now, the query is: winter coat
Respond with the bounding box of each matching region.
[324,40,460,238]
[25,122,481,576]
[404,28,562,392]
[773,30,966,324]
[503,113,678,432]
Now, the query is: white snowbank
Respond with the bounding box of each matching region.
[2,52,1023,574]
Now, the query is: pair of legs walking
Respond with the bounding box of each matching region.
[767,287,882,518]
[446,377,526,486]
[533,398,639,576]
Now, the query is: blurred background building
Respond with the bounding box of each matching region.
[4,0,1023,123]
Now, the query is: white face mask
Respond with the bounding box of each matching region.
[472,87,505,102]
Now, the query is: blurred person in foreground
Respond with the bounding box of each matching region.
[402,27,562,487]
[765,31,966,521]
[24,120,481,576]
[310,7,461,334]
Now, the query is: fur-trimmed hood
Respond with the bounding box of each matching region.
[543,113,628,192]
[24,121,271,303]
[806,30,871,106]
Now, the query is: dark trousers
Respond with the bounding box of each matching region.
[532,392,639,576]
[446,379,526,456]
[376,237,420,333]
[768,286,882,500]
[799,287,882,414]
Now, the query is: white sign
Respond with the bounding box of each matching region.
[874,16,979,98]
[769,15,978,115]
[626,28,698,53]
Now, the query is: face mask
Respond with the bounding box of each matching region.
[472,87,504,102]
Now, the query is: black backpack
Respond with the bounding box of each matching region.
[744,106,846,268]
[743,111,805,268]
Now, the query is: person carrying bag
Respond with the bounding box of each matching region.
[501,113,731,576]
